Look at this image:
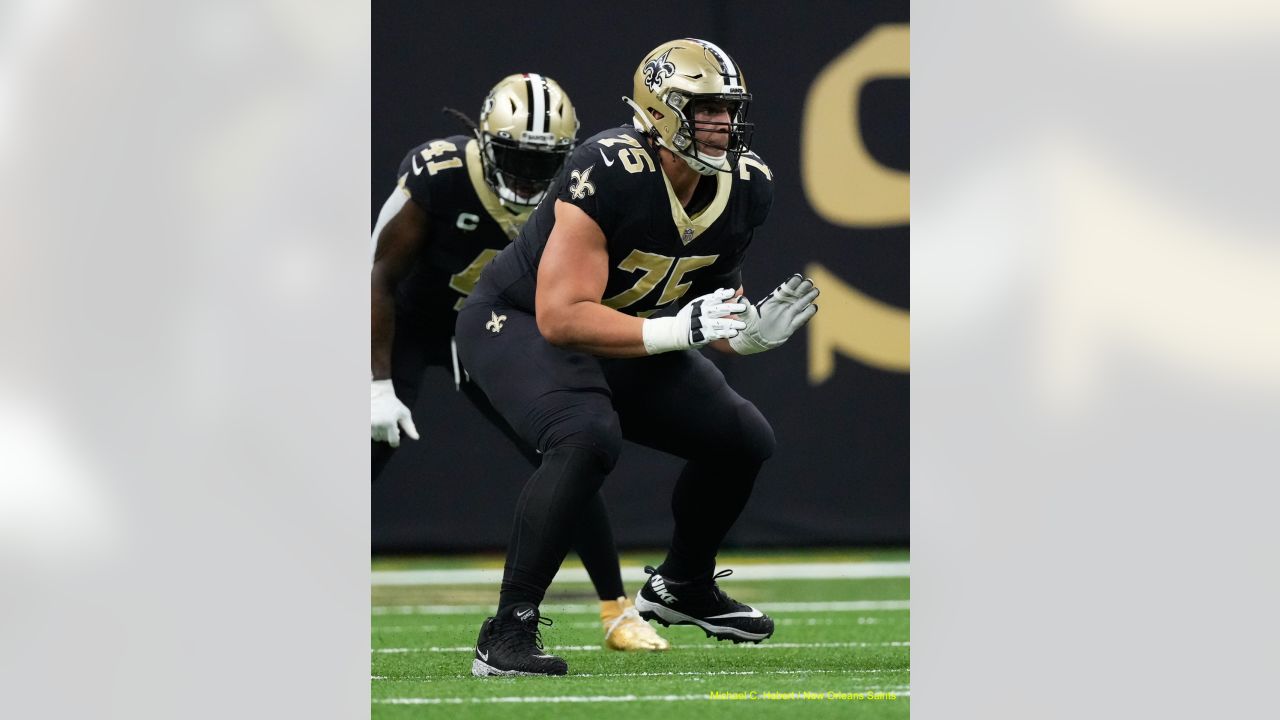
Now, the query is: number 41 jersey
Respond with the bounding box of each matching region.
[477,125,774,318]
[379,134,530,346]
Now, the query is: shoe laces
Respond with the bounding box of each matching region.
[603,605,643,641]
[497,614,554,654]
[645,566,737,603]
[708,568,734,604]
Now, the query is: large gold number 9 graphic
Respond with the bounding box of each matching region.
[801,24,911,382]
[803,24,910,227]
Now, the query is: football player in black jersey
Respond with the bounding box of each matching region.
[457,40,821,676]
[370,74,669,652]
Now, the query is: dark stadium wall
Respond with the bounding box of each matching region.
[371,0,910,550]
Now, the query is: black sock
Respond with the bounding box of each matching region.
[497,445,612,614]
[659,457,761,581]
[572,492,626,600]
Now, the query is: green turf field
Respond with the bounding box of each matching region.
[372,549,909,718]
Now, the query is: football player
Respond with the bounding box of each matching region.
[370,74,669,652]
[457,40,820,676]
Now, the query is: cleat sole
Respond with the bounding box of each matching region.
[471,658,567,677]
[635,593,773,643]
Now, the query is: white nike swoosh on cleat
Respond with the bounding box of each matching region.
[477,648,489,661]
[634,595,771,641]
[706,609,764,619]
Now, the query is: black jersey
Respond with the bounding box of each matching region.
[477,125,774,318]
[388,134,530,341]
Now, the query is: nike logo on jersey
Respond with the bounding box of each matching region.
[650,575,678,604]
[411,156,424,175]
[599,148,614,167]
[477,648,489,661]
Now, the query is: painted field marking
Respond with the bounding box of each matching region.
[372,561,909,586]
[373,641,909,654]
[374,689,911,704]
[372,617,887,632]
[372,668,910,681]
[373,599,909,616]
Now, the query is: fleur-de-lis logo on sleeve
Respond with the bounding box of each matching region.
[568,164,596,200]
[485,311,507,333]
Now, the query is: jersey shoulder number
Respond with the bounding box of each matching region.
[397,135,470,206]
[557,127,658,232]
[736,151,774,228]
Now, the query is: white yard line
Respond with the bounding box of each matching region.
[372,599,909,616]
[373,668,909,681]
[373,641,909,654]
[372,617,885,632]
[372,561,909,586]
[374,689,911,704]
[374,695,712,705]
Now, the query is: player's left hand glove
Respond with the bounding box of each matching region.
[729,274,820,355]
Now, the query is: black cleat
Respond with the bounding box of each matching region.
[634,566,774,643]
[471,603,568,677]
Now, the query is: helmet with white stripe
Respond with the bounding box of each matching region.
[624,38,754,176]
[478,74,579,208]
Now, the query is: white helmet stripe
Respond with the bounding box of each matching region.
[693,39,740,87]
[525,73,547,134]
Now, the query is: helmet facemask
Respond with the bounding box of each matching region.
[477,74,578,209]
[665,92,753,175]
[624,39,756,176]
[480,133,572,208]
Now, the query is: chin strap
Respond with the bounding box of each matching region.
[687,149,727,175]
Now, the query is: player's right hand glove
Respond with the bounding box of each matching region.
[371,379,419,447]
[729,274,820,355]
[641,288,746,355]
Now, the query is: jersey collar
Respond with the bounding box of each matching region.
[659,166,731,245]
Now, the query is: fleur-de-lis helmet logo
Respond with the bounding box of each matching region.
[643,48,676,91]
[568,164,596,200]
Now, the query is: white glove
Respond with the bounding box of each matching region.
[729,274,820,355]
[371,379,419,447]
[641,288,746,355]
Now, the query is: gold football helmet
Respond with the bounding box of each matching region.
[624,38,754,175]
[478,73,579,208]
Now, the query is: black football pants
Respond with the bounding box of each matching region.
[372,313,625,601]
[456,299,776,612]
